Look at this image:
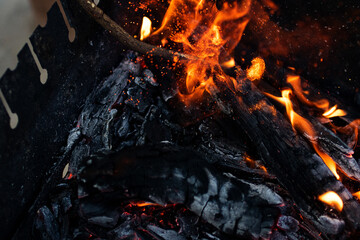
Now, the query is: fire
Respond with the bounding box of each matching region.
[333,119,360,149]
[243,153,268,173]
[221,58,235,68]
[246,57,266,81]
[266,89,339,179]
[140,16,152,41]
[130,201,161,207]
[353,191,360,199]
[286,75,346,118]
[318,191,343,212]
[150,0,252,104]
[322,105,347,118]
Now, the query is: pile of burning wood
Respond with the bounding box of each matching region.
[5,0,360,239]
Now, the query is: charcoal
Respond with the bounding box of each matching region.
[277,216,300,232]
[65,128,81,152]
[139,105,172,144]
[88,216,119,228]
[318,215,345,235]
[78,185,89,199]
[51,203,59,219]
[143,69,159,87]
[69,144,91,174]
[129,61,141,76]
[107,220,136,239]
[116,112,132,138]
[60,194,72,213]
[270,230,288,240]
[34,206,60,240]
[162,86,178,102]
[147,225,186,240]
[134,77,148,90]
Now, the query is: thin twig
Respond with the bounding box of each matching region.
[76,0,191,60]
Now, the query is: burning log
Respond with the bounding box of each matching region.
[25,53,358,239]
[212,74,360,234]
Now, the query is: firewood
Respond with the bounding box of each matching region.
[211,76,360,233]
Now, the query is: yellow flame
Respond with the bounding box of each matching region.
[318,191,343,211]
[265,89,340,179]
[323,105,347,118]
[286,75,347,119]
[287,75,329,110]
[140,16,152,41]
[221,58,236,68]
[246,57,266,81]
[353,191,360,200]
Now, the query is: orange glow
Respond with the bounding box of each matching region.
[151,0,252,105]
[130,201,161,207]
[140,16,152,41]
[353,191,360,200]
[318,191,343,212]
[286,75,328,110]
[322,105,347,118]
[243,154,268,173]
[66,173,73,180]
[221,58,236,68]
[246,57,266,81]
[266,89,339,179]
[286,75,347,118]
[333,119,360,150]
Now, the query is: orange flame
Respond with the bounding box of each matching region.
[318,191,343,212]
[322,105,347,118]
[221,58,236,68]
[151,0,252,104]
[140,16,152,41]
[333,119,360,150]
[130,201,161,207]
[246,57,266,81]
[286,75,347,118]
[266,89,339,179]
[353,191,360,200]
[243,154,268,173]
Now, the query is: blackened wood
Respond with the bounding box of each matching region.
[257,78,360,181]
[212,76,360,235]
[79,145,283,239]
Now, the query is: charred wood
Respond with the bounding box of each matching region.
[211,75,360,236]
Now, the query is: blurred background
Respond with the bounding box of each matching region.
[0,0,54,76]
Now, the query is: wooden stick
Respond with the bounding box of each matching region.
[76,0,190,60]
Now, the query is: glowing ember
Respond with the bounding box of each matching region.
[140,16,152,41]
[266,89,340,179]
[246,57,265,81]
[130,201,161,207]
[243,153,268,173]
[318,191,343,212]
